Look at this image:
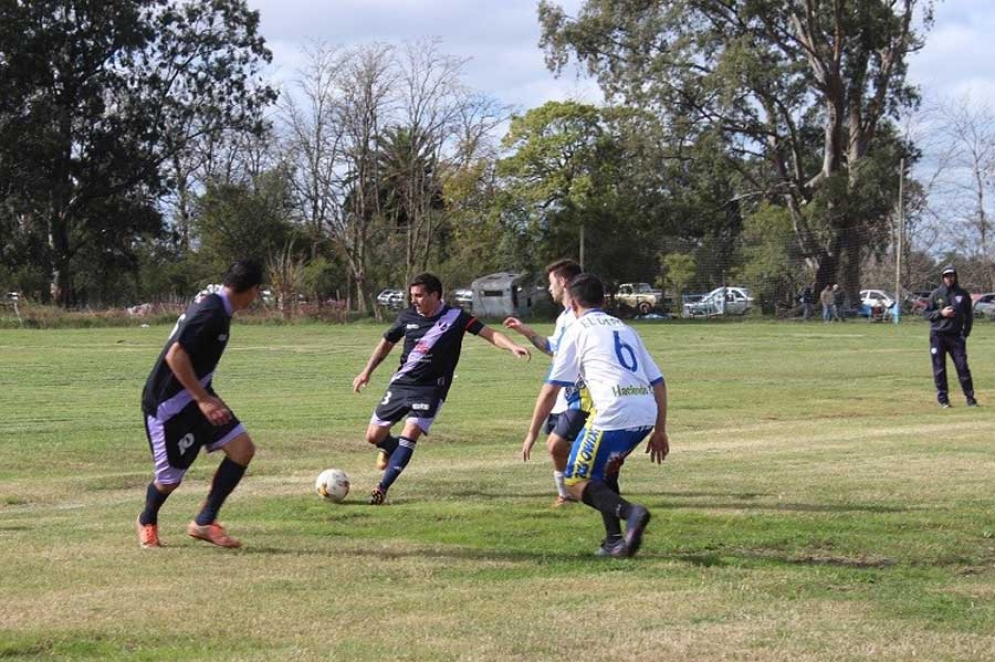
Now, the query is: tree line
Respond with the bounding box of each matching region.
[3,0,987,315]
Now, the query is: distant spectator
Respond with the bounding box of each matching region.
[820,284,834,323]
[923,265,977,409]
[799,285,814,321]
[832,284,845,322]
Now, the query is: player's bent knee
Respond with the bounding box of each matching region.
[224,433,255,465]
[565,480,586,501]
[546,434,570,455]
[364,423,390,446]
[154,480,181,494]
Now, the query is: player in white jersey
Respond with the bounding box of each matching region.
[504,259,590,507]
[523,273,669,558]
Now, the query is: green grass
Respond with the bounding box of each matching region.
[3,319,995,660]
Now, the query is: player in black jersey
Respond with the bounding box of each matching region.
[353,273,531,504]
[136,261,263,549]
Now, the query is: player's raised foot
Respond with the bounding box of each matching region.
[594,536,628,558]
[368,486,387,505]
[187,520,241,548]
[375,449,389,471]
[623,505,651,558]
[551,495,578,508]
[136,516,161,549]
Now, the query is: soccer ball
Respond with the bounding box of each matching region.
[315,468,350,503]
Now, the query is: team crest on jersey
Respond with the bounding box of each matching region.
[955,295,963,304]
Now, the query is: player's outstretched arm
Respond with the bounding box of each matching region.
[503,317,551,355]
[478,326,531,361]
[646,380,669,463]
[523,382,560,461]
[353,338,395,393]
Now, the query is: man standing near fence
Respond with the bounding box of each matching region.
[820,284,834,323]
[923,265,977,409]
[832,284,845,322]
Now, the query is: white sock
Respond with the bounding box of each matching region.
[553,471,569,498]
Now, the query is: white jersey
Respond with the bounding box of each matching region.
[547,307,580,414]
[547,309,663,430]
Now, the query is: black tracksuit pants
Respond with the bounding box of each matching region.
[930,332,974,403]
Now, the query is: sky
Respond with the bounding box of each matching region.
[249,0,594,112]
[247,0,994,114]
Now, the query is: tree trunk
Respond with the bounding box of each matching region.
[48,211,73,307]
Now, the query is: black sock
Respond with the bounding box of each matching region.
[139,482,171,526]
[600,474,623,539]
[376,434,400,456]
[582,481,633,522]
[379,437,416,492]
[195,457,247,526]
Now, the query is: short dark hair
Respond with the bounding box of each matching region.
[223,260,264,293]
[567,273,605,308]
[545,259,582,282]
[409,272,443,298]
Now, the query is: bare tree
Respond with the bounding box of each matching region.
[332,43,398,313]
[164,125,278,251]
[929,95,995,288]
[390,40,470,285]
[275,39,508,312]
[279,41,345,258]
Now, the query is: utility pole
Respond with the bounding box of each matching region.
[894,157,904,325]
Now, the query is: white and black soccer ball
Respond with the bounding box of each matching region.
[315,468,350,503]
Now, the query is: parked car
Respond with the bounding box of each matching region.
[974,292,995,318]
[376,288,405,309]
[857,289,896,318]
[615,282,666,315]
[859,289,894,308]
[452,288,473,311]
[682,286,753,318]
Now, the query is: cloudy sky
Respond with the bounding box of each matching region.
[247,0,992,112]
[249,0,594,111]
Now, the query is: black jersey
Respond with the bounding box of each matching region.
[384,304,484,397]
[142,292,233,416]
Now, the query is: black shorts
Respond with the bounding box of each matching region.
[144,399,244,484]
[545,409,590,442]
[371,383,444,433]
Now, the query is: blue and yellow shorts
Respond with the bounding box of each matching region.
[564,426,653,485]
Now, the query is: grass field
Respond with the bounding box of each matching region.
[3,318,995,661]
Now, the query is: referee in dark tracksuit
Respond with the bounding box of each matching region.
[924,264,977,408]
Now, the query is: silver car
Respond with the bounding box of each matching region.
[376,288,405,309]
[974,292,995,318]
[682,286,753,318]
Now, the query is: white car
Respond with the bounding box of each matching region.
[453,288,473,310]
[682,286,753,318]
[859,289,895,309]
[376,288,405,309]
